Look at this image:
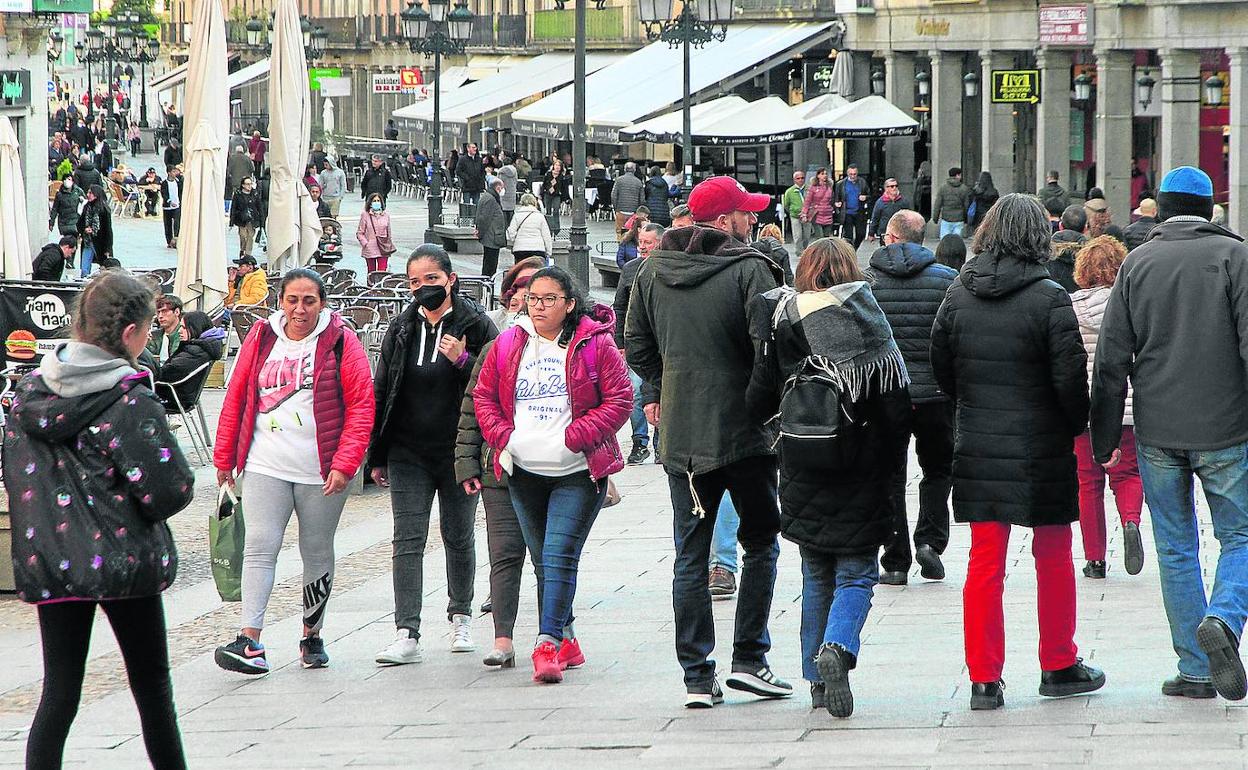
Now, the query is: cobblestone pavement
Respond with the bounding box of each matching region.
[3,432,1246,767]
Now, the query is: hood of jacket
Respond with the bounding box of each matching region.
[185,327,227,359]
[19,342,141,442]
[869,242,937,277]
[77,160,96,173]
[962,249,1054,299]
[649,226,783,288]
[944,178,963,189]
[1050,229,1085,263]
[268,308,333,343]
[1147,217,1244,245]
[513,302,615,344]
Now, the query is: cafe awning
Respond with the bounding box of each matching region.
[618,95,748,144]
[150,54,267,95]
[511,22,838,143]
[807,95,920,139]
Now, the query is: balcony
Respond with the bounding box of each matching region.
[736,0,837,19]
[467,14,527,50]
[223,16,377,49]
[532,6,638,47]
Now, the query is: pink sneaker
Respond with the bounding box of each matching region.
[557,637,586,670]
[532,641,563,684]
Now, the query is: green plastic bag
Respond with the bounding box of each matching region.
[210,485,245,602]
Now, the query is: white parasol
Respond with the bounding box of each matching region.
[0,116,32,279]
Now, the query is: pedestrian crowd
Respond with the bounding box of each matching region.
[7,157,1248,769]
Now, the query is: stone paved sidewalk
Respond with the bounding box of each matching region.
[2,445,1246,768]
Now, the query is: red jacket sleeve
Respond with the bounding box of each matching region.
[213,323,261,474]
[566,334,633,453]
[331,330,376,477]
[472,339,513,452]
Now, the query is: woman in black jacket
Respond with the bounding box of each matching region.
[154,310,226,410]
[930,193,1104,711]
[967,171,999,231]
[76,184,113,278]
[540,159,571,235]
[747,237,910,718]
[6,271,194,768]
[643,166,673,227]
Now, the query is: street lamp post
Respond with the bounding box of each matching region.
[133,33,160,128]
[567,0,609,289]
[639,0,732,199]
[402,0,474,245]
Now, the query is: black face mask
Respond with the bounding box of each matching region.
[413,284,448,311]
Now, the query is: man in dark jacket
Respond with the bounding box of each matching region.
[611,162,645,239]
[614,222,664,466]
[160,164,183,248]
[1122,197,1159,252]
[1047,205,1087,293]
[625,176,792,707]
[1091,166,1248,702]
[932,166,971,239]
[1038,170,1071,221]
[474,180,507,277]
[361,154,393,206]
[833,164,869,248]
[32,236,77,282]
[72,158,102,192]
[162,137,182,169]
[868,178,911,245]
[867,210,958,585]
[456,143,486,206]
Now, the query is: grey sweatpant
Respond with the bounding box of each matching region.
[241,471,347,632]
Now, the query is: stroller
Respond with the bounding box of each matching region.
[314,217,344,264]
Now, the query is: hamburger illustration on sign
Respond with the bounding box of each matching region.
[5,330,37,361]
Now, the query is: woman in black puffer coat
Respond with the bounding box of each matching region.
[747,237,910,718]
[153,310,226,410]
[930,193,1103,712]
[643,166,673,227]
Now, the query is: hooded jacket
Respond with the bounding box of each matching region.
[475,189,507,249]
[77,196,113,258]
[50,183,84,234]
[6,342,195,603]
[473,306,631,482]
[1070,286,1131,427]
[32,242,68,282]
[1091,219,1248,462]
[155,327,226,408]
[751,237,795,287]
[371,291,497,465]
[930,249,1088,527]
[644,176,673,226]
[72,161,102,192]
[214,311,375,480]
[624,226,783,475]
[1047,229,1085,293]
[932,178,971,224]
[867,242,958,403]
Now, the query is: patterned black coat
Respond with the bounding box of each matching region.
[930,249,1088,527]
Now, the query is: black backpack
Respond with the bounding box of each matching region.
[776,356,865,471]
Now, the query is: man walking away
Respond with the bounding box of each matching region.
[833,164,869,248]
[1048,205,1088,293]
[475,179,507,277]
[1092,166,1248,703]
[868,210,957,585]
[626,176,793,708]
[1039,170,1071,229]
[782,171,809,254]
[1123,198,1159,252]
[612,162,645,240]
[498,155,518,226]
[932,167,971,239]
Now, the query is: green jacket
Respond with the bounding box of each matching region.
[146,326,182,361]
[624,226,782,475]
[782,184,805,220]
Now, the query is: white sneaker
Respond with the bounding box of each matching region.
[450,614,476,653]
[375,632,423,666]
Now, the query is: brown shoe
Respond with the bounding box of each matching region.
[708,566,736,597]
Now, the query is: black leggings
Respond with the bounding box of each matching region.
[28,596,186,770]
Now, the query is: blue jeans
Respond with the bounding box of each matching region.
[80,244,95,278]
[627,368,650,446]
[938,220,964,239]
[508,468,607,641]
[799,547,878,683]
[1137,440,1248,680]
[710,496,739,572]
[668,455,781,689]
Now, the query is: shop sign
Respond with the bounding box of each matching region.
[0,70,32,108]
[915,17,950,36]
[318,77,351,97]
[990,69,1041,104]
[804,61,835,96]
[0,0,32,11]
[32,0,92,13]
[399,68,423,93]
[372,73,402,94]
[307,67,342,91]
[1039,5,1090,46]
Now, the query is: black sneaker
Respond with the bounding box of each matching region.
[1123,522,1144,575]
[1039,659,1106,697]
[915,545,945,581]
[970,680,1005,710]
[816,643,854,718]
[1197,616,1247,700]
[300,636,329,669]
[627,442,651,466]
[879,570,908,586]
[1161,674,1217,699]
[725,664,793,698]
[810,682,826,710]
[684,679,724,709]
[215,634,269,675]
[1082,560,1107,579]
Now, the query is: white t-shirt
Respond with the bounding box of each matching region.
[245,310,331,485]
[507,318,588,477]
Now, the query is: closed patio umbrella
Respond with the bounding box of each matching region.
[267,0,322,274]
[174,0,229,311]
[828,51,854,99]
[0,116,32,279]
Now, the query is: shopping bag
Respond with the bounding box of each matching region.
[209,485,246,602]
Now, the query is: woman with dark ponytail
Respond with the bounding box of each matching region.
[473,266,632,684]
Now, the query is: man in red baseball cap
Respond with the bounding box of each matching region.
[624,176,791,708]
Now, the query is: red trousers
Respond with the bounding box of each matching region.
[964,522,1078,683]
[1073,429,1143,561]
[365,257,390,274]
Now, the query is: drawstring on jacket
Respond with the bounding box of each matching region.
[687,469,706,518]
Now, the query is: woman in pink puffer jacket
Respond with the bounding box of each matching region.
[473,266,631,685]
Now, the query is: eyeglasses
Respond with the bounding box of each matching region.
[885,183,898,188]
[525,294,566,308]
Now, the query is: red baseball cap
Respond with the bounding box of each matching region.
[687,176,772,221]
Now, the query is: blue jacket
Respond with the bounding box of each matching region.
[867,242,957,403]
